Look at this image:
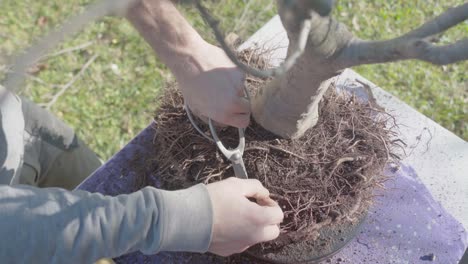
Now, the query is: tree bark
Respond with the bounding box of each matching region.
[252,0,353,139]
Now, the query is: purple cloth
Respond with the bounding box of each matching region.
[77,125,467,263]
[329,164,467,263]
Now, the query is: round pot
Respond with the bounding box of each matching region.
[247,212,367,264]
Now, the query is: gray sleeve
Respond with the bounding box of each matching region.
[0,183,213,263]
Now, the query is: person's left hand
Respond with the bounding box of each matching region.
[172,41,250,128]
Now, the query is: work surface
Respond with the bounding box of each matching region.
[78,16,468,263]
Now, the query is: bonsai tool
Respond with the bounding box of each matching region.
[185,104,249,179]
[208,119,248,179]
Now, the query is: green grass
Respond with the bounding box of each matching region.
[0,0,466,160]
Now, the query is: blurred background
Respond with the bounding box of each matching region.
[1,0,466,160]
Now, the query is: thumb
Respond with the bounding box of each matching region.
[251,225,281,244]
[256,196,278,207]
[238,179,270,200]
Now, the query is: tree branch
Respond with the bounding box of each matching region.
[403,3,468,39]
[279,0,335,18]
[342,37,468,66]
[194,0,312,78]
[338,3,468,67]
[3,0,136,93]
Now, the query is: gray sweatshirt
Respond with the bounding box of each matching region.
[0,88,213,263]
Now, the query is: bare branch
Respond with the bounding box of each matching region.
[413,38,468,65]
[279,0,334,20]
[45,41,94,59]
[339,3,468,67]
[342,37,468,66]
[403,3,468,39]
[2,0,136,93]
[194,0,312,78]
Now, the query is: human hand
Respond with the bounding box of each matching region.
[206,177,283,256]
[172,41,250,128]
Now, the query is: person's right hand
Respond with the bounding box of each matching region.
[206,177,284,256]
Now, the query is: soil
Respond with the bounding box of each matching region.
[132,49,401,263]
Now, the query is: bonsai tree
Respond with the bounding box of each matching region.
[150,1,468,261]
[5,0,466,136]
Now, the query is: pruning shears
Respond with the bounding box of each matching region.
[185,104,249,179]
[208,119,248,179]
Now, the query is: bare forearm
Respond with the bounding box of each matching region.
[125,0,251,128]
[126,0,205,74]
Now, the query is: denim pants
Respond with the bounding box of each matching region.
[1,91,101,190]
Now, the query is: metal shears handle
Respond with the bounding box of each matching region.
[208,119,248,179]
[185,104,248,179]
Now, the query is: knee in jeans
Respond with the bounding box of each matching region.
[19,163,40,186]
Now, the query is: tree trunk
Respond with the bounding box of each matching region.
[252,0,353,139]
[251,56,336,139]
[252,1,468,139]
